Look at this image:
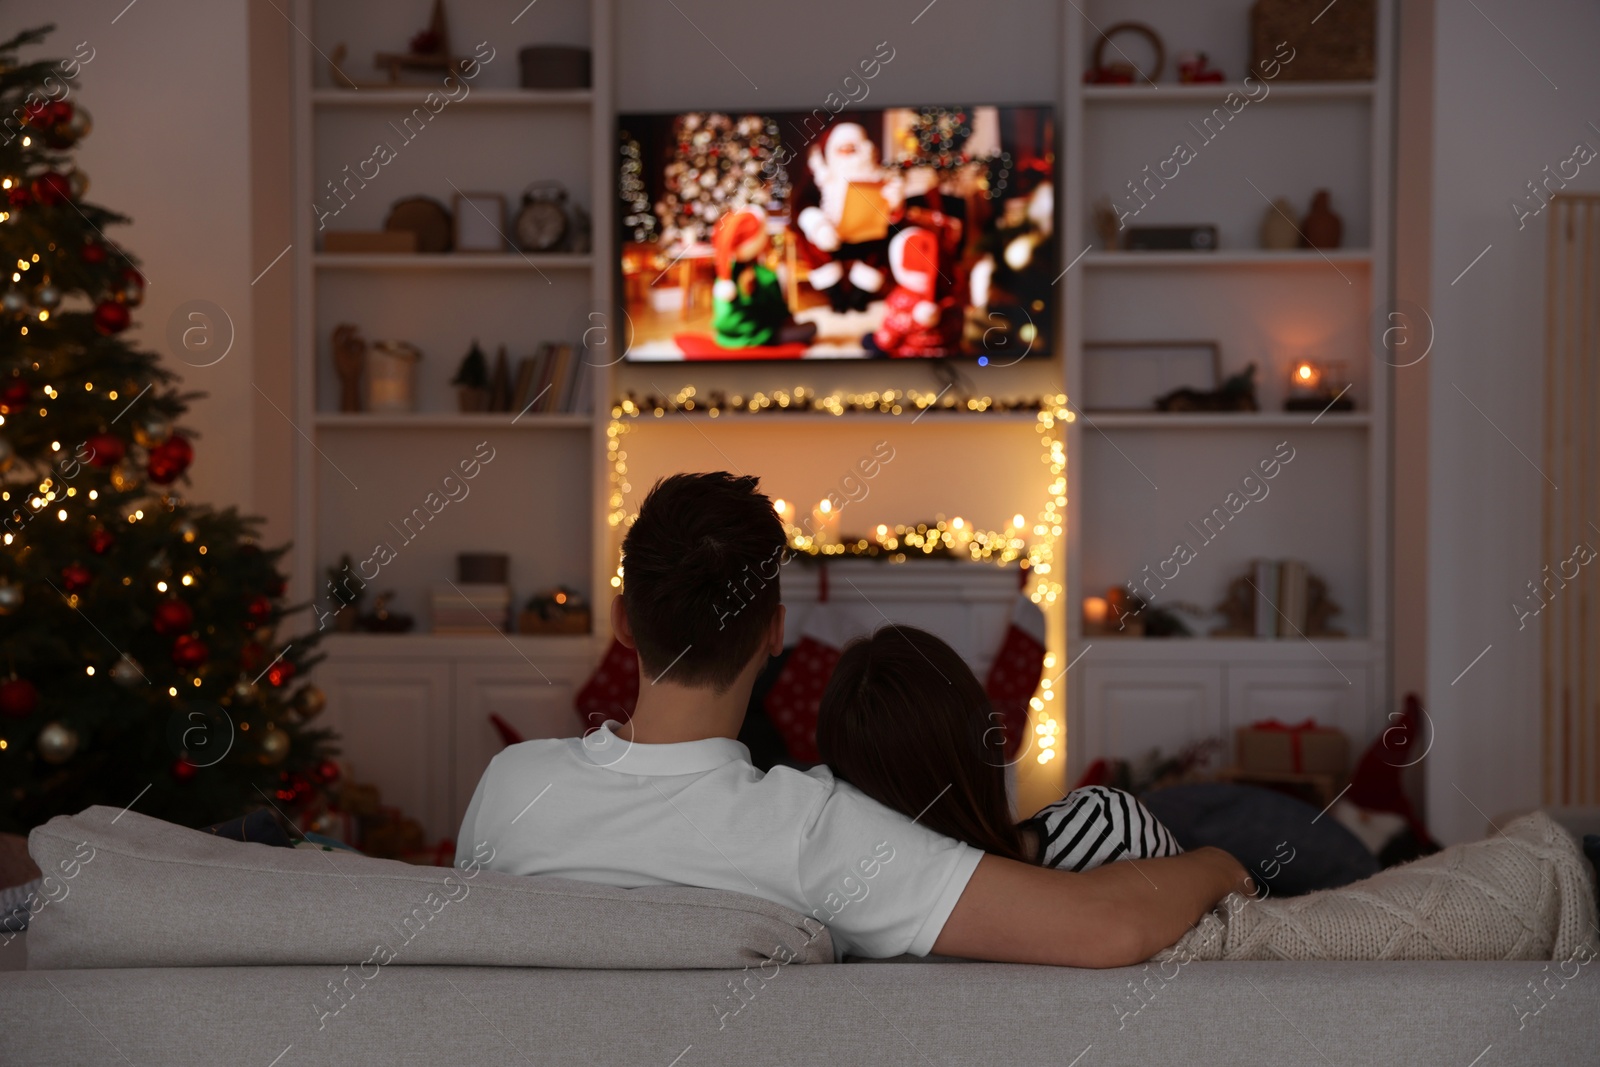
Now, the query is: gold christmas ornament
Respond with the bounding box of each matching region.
[233,678,259,702]
[295,685,326,720]
[258,727,290,764]
[133,414,172,447]
[109,461,139,493]
[110,657,142,686]
[37,721,79,764]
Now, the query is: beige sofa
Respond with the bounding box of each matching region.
[3,807,1596,1066]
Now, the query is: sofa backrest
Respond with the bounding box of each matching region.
[25,806,833,970]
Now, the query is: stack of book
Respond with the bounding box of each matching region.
[1252,558,1310,638]
[512,342,592,415]
[431,583,512,635]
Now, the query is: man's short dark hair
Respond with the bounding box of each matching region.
[621,472,787,691]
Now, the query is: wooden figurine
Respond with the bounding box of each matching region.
[331,324,366,413]
[1212,576,1255,637]
[1300,190,1343,250]
[1306,576,1345,636]
[374,0,470,84]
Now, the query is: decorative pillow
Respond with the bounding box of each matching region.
[1141,783,1381,896]
[24,806,833,970]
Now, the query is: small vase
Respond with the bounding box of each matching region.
[1260,198,1300,250]
[1300,190,1343,250]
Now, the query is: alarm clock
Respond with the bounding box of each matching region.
[514,181,570,252]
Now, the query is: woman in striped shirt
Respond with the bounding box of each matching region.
[817,624,1182,872]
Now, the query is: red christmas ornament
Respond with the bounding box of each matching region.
[61,563,93,593]
[84,432,125,468]
[21,99,50,127]
[0,678,39,718]
[151,598,195,636]
[170,758,197,784]
[87,527,115,555]
[171,633,210,669]
[93,300,130,334]
[146,435,193,485]
[266,660,296,688]
[30,172,72,206]
[119,268,146,307]
[246,595,273,623]
[81,241,107,264]
[0,380,30,412]
[314,759,342,785]
[6,185,32,210]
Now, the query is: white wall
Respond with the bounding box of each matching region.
[9,2,257,513]
[1425,0,1600,842]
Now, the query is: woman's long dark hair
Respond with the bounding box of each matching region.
[816,625,1031,863]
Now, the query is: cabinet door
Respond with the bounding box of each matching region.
[1225,664,1373,748]
[319,660,454,843]
[453,659,587,834]
[1079,665,1225,764]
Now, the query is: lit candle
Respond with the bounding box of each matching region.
[811,498,840,545]
[1082,596,1109,634]
[1288,359,1325,398]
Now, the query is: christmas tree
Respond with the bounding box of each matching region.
[0,26,337,834]
[652,113,786,253]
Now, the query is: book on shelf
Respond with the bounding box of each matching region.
[431,583,512,634]
[1277,559,1309,637]
[1251,558,1279,638]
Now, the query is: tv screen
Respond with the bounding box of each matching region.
[617,105,1056,362]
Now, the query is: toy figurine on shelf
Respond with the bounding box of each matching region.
[1176,51,1226,83]
[519,586,592,635]
[1157,363,1259,412]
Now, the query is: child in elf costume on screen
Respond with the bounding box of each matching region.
[711,207,817,349]
[864,226,962,358]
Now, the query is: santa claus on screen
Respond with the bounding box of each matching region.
[794,121,905,313]
[865,226,961,358]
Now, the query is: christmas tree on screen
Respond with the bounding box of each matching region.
[0,26,336,834]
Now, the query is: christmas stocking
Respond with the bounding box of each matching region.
[763,604,858,763]
[574,638,639,733]
[985,594,1047,760]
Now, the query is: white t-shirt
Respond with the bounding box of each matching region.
[455,721,981,960]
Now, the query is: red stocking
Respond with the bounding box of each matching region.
[574,637,639,733]
[984,594,1047,760]
[764,604,859,763]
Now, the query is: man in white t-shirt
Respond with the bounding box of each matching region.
[458,472,1250,966]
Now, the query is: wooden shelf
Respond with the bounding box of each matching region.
[315,413,592,430]
[1081,81,1374,103]
[615,409,1045,425]
[311,88,593,108]
[1069,636,1376,662]
[1084,250,1372,269]
[314,253,593,271]
[1076,412,1370,430]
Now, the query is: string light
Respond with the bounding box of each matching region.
[604,392,1071,775]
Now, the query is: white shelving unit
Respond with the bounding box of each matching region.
[289,0,616,840]
[1060,0,1396,784]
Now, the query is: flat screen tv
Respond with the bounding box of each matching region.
[617,105,1056,362]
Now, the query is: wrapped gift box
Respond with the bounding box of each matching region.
[1236,720,1349,776]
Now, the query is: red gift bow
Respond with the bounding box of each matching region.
[1249,718,1324,774]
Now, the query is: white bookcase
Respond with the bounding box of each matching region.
[1060,0,1396,783]
[284,0,1396,835]
[288,0,617,839]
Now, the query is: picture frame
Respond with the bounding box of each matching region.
[1082,340,1221,411]
[452,192,508,253]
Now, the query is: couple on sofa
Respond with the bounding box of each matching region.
[459,472,1598,965]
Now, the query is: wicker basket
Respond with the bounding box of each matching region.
[1251,0,1375,81]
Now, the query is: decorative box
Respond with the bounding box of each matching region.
[1235,719,1349,776]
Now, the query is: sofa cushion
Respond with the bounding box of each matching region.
[25,806,833,970]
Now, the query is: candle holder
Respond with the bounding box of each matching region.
[1284,358,1355,412]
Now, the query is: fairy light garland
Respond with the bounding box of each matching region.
[604,392,1073,771]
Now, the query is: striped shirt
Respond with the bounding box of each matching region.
[1022,786,1182,871]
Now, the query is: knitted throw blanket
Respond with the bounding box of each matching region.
[1165,812,1600,962]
